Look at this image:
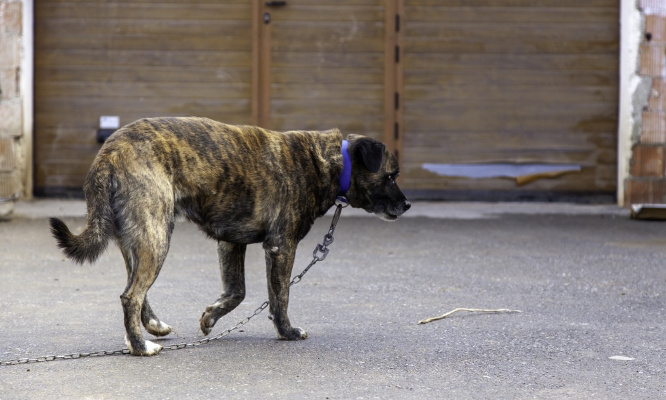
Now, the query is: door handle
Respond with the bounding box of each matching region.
[265,1,286,6]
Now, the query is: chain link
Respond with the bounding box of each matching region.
[1,202,346,366]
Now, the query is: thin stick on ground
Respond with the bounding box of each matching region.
[418,308,522,324]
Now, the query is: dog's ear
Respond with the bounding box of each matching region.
[351,138,385,173]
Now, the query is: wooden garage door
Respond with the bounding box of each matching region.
[34,0,619,199]
[34,0,254,194]
[35,0,392,194]
[400,0,619,198]
[256,0,387,140]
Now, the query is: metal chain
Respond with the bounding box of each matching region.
[0,201,346,366]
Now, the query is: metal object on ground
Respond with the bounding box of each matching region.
[630,204,666,220]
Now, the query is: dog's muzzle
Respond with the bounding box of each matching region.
[378,200,411,221]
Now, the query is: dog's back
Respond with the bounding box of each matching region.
[51,117,345,261]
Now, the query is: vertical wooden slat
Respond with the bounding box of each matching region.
[251,0,261,126]
[252,0,271,129]
[383,0,396,152]
[384,0,404,171]
[395,0,404,171]
[259,4,272,129]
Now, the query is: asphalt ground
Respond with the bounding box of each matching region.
[0,200,664,399]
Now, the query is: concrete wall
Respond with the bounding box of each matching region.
[621,0,666,206]
[0,0,31,218]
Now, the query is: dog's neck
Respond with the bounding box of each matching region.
[338,140,352,196]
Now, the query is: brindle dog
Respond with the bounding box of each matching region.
[50,117,410,356]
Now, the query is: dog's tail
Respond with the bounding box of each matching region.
[49,163,115,264]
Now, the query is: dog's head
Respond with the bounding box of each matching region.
[344,135,411,221]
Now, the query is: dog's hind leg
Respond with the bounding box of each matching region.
[120,240,170,356]
[118,203,174,356]
[121,248,172,338]
[199,241,246,335]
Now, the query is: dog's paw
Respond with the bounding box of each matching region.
[145,319,172,337]
[278,327,308,340]
[125,335,163,356]
[199,312,215,336]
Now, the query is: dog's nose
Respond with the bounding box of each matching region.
[404,200,411,211]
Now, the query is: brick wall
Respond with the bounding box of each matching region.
[626,1,666,205]
[0,0,22,217]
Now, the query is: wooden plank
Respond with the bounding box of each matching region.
[402,140,618,161]
[37,174,89,189]
[35,141,101,152]
[401,173,617,191]
[407,0,618,7]
[35,113,253,134]
[406,22,618,42]
[404,69,618,87]
[37,81,251,99]
[36,49,251,68]
[406,6,618,23]
[404,23,618,54]
[403,147,612,165]
[403,131,617,153]
[269,5,383,21]
[404,100,616,118]
[35,98,251,123]
[36,18,251,36]
[34,110,254,143]
[35,66,251,84]
[37,3,250,20]
[398,175,615,192]
[272,0,383,5]
[404,86,617,104]
[35,147,100,164]
[271,68,383,85]
[403,111,617,133]
[38,0,251,4]
[398,178,603,191]
[33,115,383,140]
[38,0,378,5]
[271,83,382,100]
[270,22,384,52]
[34,157,98,187]
[270,99,382,116]
[404,150,618,168]
[401,163,613,186]
[36,32,251,52]
[404,53,618,71]
[271,117,384,139]
[272,52,382,68]
[45,0,380,3]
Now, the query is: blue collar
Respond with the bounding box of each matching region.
[339,140,352,195]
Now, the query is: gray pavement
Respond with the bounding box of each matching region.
[1,200,665,399]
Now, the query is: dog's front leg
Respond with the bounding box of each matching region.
[264,242,307,340]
